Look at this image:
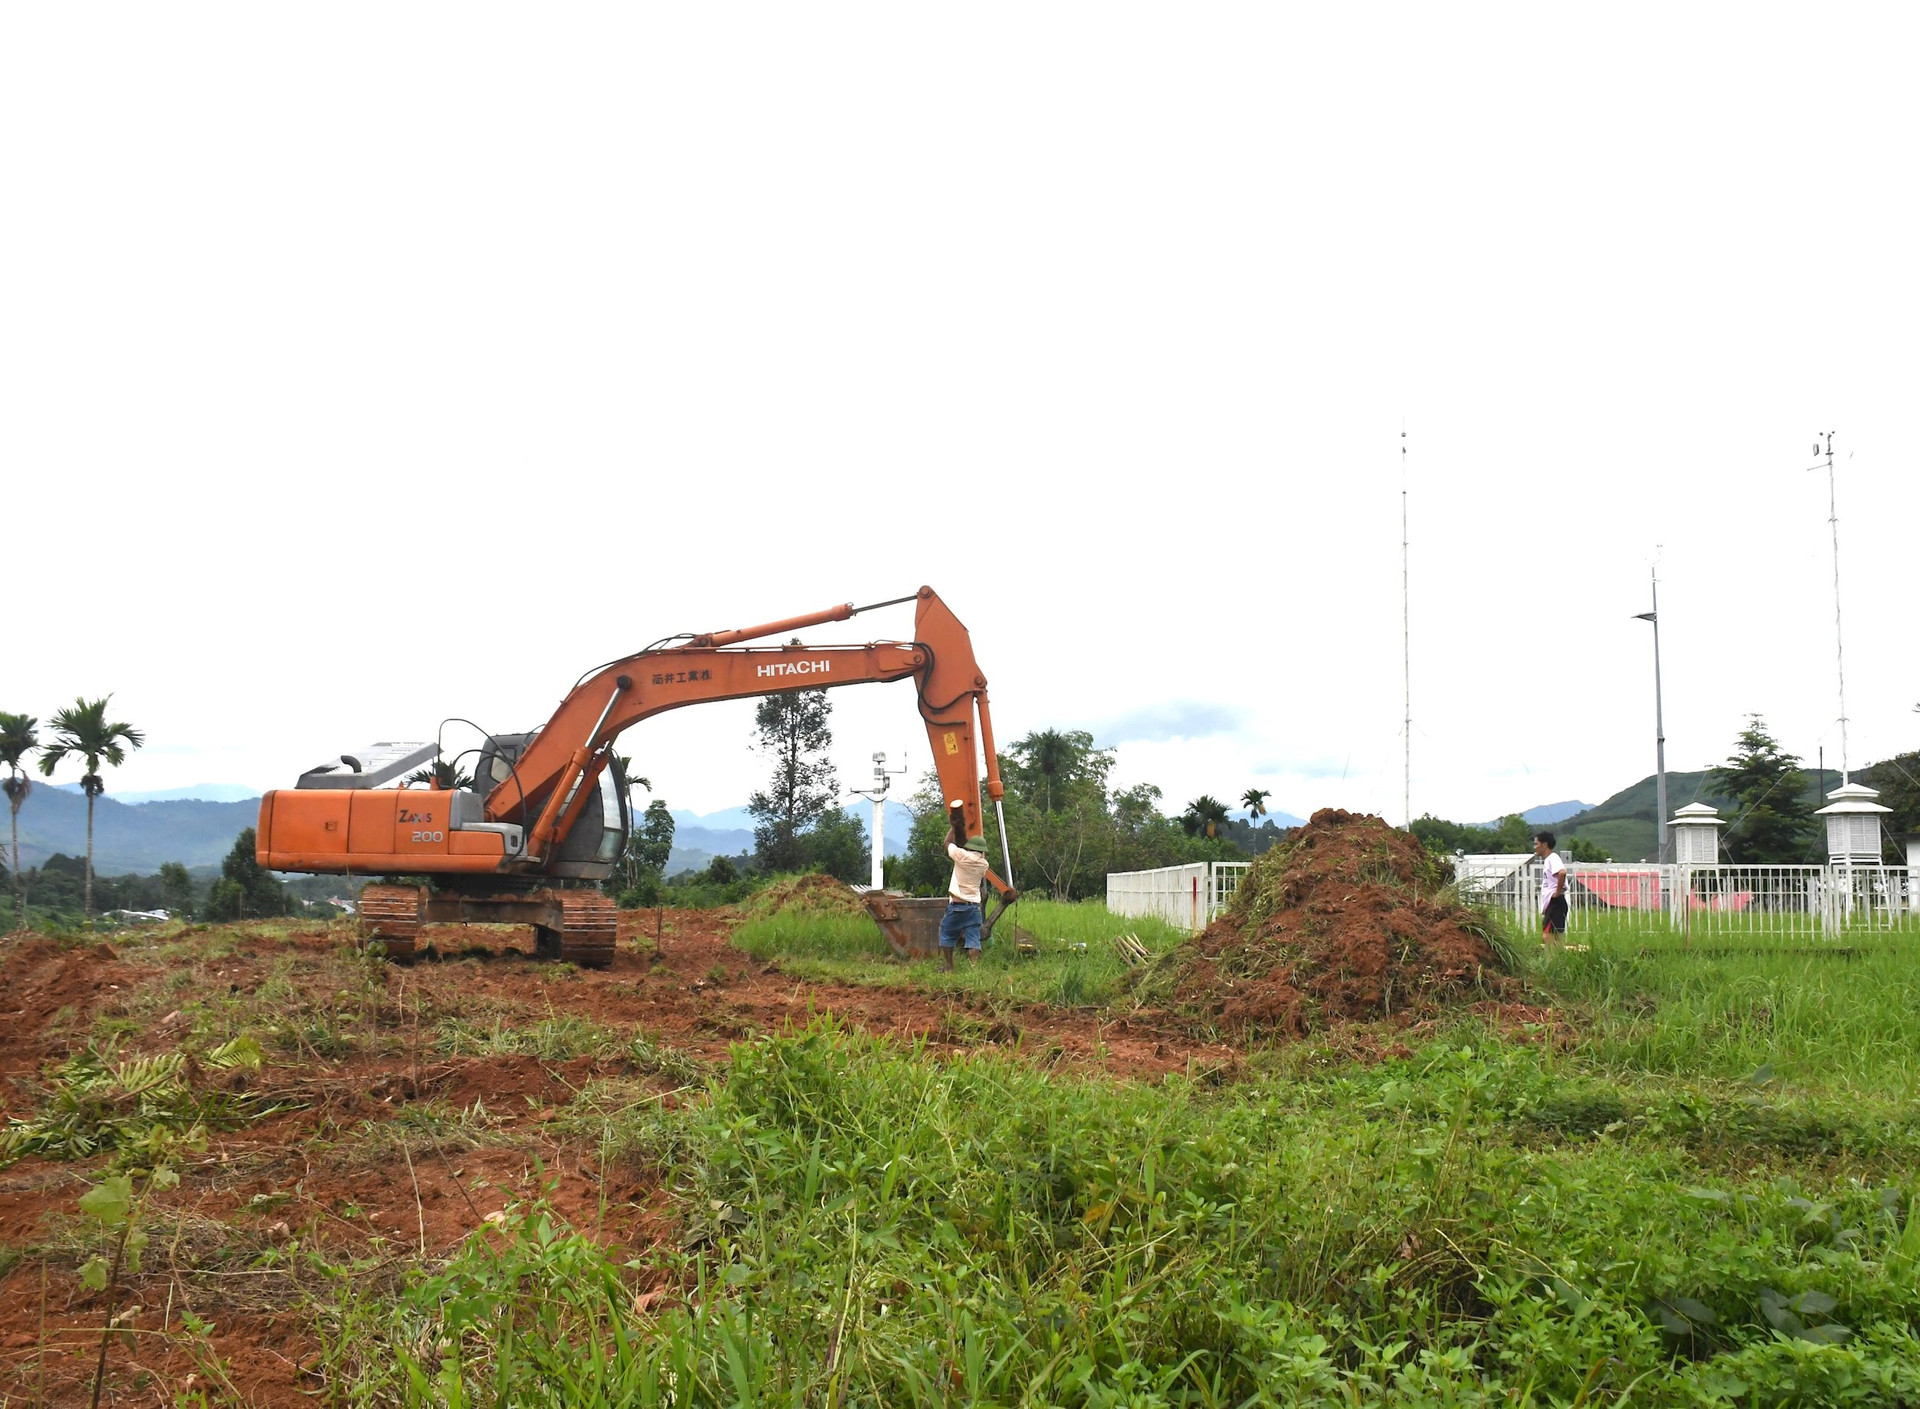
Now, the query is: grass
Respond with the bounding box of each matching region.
[731,898,1193,1008]
[332,1021,1920,1405]
[13,909,1920,1405]
[731,910,894,962]
[1544,914,1920,1098]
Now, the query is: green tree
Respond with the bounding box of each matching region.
[899,777,957,894]
[803,807,870,884]
[1001,733,1117,900]
[1412,812,1532,855]
[1009,728,1083,813]
[36,696,144,925]
[1240,787,1270,823]
[631,799,675,875]
[1181,795,1231,839]
[1858,750,1920,856]
[203,828,291,921]
[1713,715,1814,864]
[747,675,837,873]
[157,861,195,919]
[1004,730,1105,815]
[1,712,38,930]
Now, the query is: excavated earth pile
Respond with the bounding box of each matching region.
[1162,808,1517,1034]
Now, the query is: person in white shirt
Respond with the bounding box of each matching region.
[1535,831,1568,944]
[939,801,1017,970]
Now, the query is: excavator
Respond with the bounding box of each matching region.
[255,587,1016,965]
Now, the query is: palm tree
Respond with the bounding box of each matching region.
[1241,788,1270,824]
[1182,794,1231,840]
[1,713,39,931]
[37,697,144,926]
[406,759,475,789]
[1021,729,1076,813]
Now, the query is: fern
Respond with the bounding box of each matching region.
[0,1036,274,1167]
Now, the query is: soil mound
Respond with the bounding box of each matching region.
[1163,809,1514,1034]
[736,873,865,920]
[1,936,135,1040]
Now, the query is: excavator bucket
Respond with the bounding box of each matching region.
[858,890,1020,958]
[858,891,950,958]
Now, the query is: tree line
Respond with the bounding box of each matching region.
[3,697,143,929]
[1706,715,1917,863]
[3,699,333,931]
[1410,715,1920,866]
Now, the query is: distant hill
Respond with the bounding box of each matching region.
[1230,806,1307,829]
[53,782,261,804]
[1555,770,1850,861]
[1470,800,1592,829]
[9,787,261,873]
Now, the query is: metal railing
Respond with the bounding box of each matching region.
[1106,861,1251,933]
[1460,856,1917,937]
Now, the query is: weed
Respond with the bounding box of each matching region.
[436,1013,620,1061]
[330,1024,1920,1403]
[0,1035,269,1167]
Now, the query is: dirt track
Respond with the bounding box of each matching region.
[0,909,1240,1404]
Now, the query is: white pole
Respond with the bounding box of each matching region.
[1823,434,1850,782]
[871,793,885,890]
[1401,424,1411,829]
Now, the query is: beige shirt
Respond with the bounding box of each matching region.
[947,843,989,903]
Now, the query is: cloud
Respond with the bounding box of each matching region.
[1096,701,1250,745]
[1252,756,1355,781]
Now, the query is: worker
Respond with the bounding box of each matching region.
[941,833,991,969]
[1535,830,1568,946]
[940,801,1013,969]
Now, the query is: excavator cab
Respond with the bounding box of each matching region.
[474,731,631,880]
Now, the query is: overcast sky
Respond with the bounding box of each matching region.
[6,6,1916,830]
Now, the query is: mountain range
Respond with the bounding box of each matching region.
[6,787,262,873]
[1468,800,1592,830]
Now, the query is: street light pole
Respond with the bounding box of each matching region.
[1633,566,1669,864]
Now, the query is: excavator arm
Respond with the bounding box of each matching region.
[493,586,1007,875]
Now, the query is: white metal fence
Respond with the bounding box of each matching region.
[1460,856,1918,937]
[1106,861,1251,933]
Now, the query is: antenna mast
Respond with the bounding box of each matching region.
[1812,432,1849,781]
[1401,424,1411,829]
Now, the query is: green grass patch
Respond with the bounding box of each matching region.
[1541,916,1920,1098]
[730,911,893,962]
[332,1023,1920,1405]
[731,898,1193,1009]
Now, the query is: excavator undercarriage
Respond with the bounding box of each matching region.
[357,883,619,966]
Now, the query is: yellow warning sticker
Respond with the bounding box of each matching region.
[943,731,959,755]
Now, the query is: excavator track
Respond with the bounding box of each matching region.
[359,883,426,961]
[550,891,617,968]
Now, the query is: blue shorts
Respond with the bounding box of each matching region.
[939,900,982,952]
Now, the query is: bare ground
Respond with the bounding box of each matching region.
[0,909,1243,1404]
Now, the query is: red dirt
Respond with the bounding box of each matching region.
[0,908,1239,1403]
[1173,809,1518,1035]
[0,938,140,1105]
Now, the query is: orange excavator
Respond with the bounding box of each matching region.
[255,587,1016,964]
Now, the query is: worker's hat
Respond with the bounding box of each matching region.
[964,835,988,853]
